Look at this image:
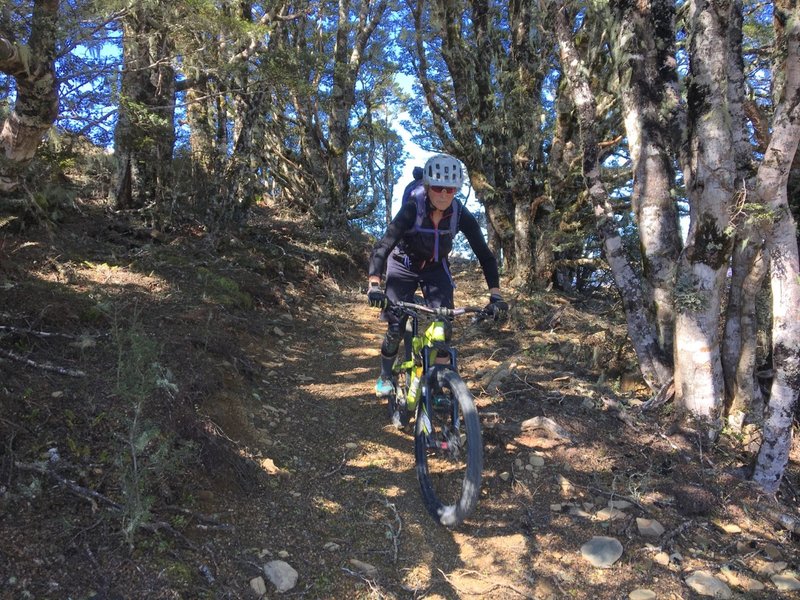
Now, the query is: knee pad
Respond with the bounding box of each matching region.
[381,326,403,357]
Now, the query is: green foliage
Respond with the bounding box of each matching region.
[112,317,191,547]
[196,267,253,309]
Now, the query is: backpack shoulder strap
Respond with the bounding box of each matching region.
[410,185,426,231]
[449,198,461,237]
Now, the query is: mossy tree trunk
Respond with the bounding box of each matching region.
[0,0,59,196]
[671,0,739,425]
[752,0,800,493]
[113,8,176,218]
[610,0,682,359]
[555,5,673,391]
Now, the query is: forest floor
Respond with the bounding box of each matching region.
[1,200,799,600]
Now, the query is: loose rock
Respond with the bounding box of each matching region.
[771,573,800,591]
[529,454,545,467]
[719,565,765,592]
[349,559,379,579]
[580,536,623,569]
[628,590,656,600]
[595,507,626,521]
[684,570,732,599]
[263,560,298,593]
[250,576,267,596]
[636,517,665,537]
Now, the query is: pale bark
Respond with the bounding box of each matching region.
[723,242,767,428]
[752,0,800,493]
[555,6,672,390]
[721,3,763,427]
[672,0,738,422]
[611,0,682,357]
[0,0,59,194]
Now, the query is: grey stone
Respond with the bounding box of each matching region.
[636,517,665,537]
[596,507,626,521]
[771,573,800,591]
[580,536,623,568]
[263,560,298,593]
[250,576,267,596]
[685,570,732,599]
[628,590,656,600]
[529,454,545,467]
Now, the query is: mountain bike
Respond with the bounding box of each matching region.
[380,300,488,527]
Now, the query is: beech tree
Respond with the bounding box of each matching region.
[113,3,176,214]
[403,0,554,286]
[0,0,59,196]
[751,0,800,492]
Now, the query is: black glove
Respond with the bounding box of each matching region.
[367,284,388,309]
[485,292,508,320]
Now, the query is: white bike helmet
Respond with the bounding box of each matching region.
[423,153,465,188]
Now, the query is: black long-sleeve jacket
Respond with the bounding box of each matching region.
[368,195,500,289]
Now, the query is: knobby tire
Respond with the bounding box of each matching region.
[414,368,483,527]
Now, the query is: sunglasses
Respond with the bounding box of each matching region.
[430,185,457,194]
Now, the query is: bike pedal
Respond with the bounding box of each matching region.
[432,395,452,413]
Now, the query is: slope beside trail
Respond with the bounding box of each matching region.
[1,204,799,600]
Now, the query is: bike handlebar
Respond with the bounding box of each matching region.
[388,300,489,320]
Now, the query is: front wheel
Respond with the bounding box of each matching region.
[414,368,483,527]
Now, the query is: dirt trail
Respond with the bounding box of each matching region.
[200,281,540,599]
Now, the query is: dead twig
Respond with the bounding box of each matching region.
[321,449,350,478]
[436,568,533,598]
[365,496,403,563]
[15,461,204,550]
[15,461,122,510]
[640,377,674,412]
[0,348,86,377]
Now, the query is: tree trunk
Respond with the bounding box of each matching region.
[722,242,767,429]
[555,6,672,390]
[511,196,533,287]
[672,0,738,424]
[306,0,387,228]
[0,0,59,195]
[610,0,682,358]
[114,9,176,217]
[752,0,800,493]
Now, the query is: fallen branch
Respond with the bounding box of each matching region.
[766,509,800,535]
[15,461,121,510]
[493,416,573,442]
[15,461,210,550]
[640,377,674,412]
[0,348,86,377]
[321,449,350,478]
[0,325,102,340]
[366,497,402,563]
[436,568,533,598]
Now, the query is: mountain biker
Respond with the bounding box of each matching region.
[367,153,508,400]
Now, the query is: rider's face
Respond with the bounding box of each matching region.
[428,185,457,211]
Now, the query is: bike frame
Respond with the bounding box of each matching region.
[389,301,483,424]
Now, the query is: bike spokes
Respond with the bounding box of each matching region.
[415,369,482,527]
